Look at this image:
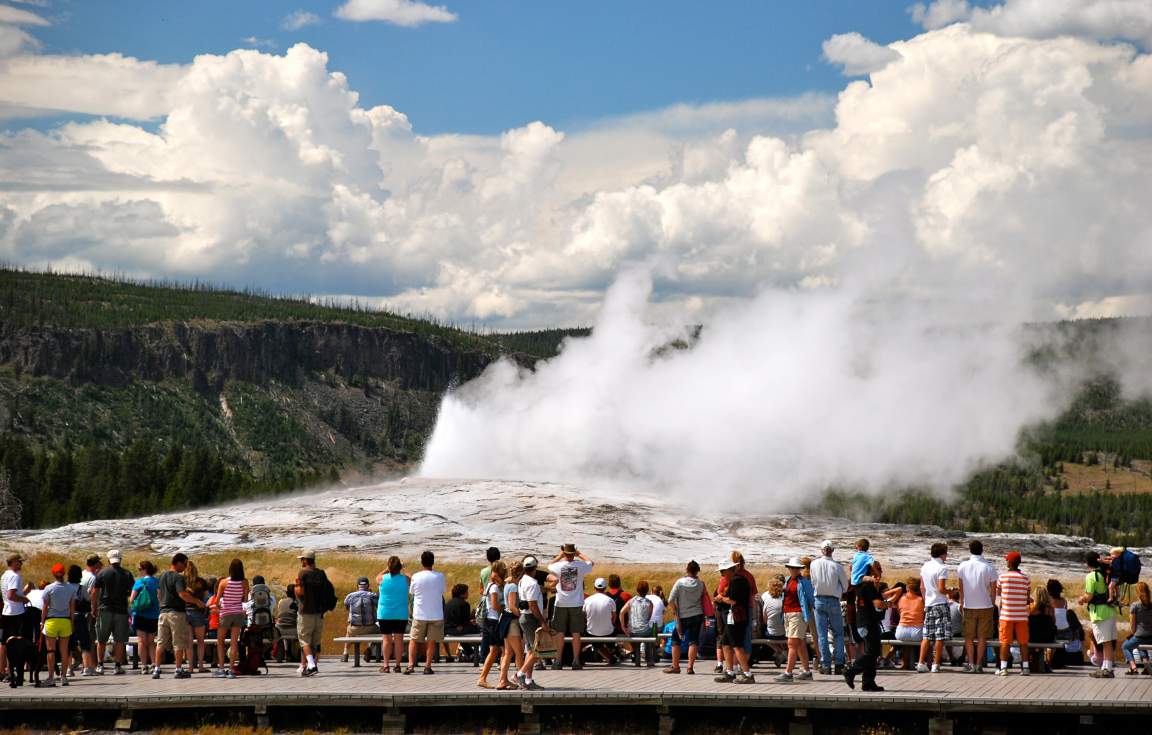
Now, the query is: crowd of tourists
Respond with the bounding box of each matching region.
[0,539,1147,692]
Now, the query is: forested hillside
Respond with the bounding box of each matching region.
[0,269,584,529]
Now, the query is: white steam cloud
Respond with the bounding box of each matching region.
[419,267,1073,502]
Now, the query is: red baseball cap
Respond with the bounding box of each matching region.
[51,562,66,576]
[1004,551,1022,566]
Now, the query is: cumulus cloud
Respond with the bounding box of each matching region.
[0,53,184,118]
[281,10,321,31]
[334,0,457,27]
[911,0,1152,47]
[822,32,902,75]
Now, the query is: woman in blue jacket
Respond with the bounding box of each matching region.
[775,557,816,683]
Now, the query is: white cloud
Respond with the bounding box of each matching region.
[0,53,185,118]
[911,0,1152,47]
[281,10,321,31]
[242,36,277,50]
[334,0,457,27]
[0,5,49,26]
[822,32,902,75]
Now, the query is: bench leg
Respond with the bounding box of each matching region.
[114,709,135,732]
[354,642,361,668]
[254,704,269,730]
[658,705,674,735]
[928,715,953,735]
[521,704,540,735]
[382,707,405,735]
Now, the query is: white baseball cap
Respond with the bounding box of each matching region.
[108,549,122,564]
[820,540,835,551]
[593,577,607,590]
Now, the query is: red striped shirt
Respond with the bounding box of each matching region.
[997,570,1030,622]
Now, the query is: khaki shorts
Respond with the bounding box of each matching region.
[156,611,192,653]
[1091,617,1117,644]
[297,613,325,649]
[347,624,378,637]
[411,619,445,642]
[784,612,808,639]
[505,618,522,640]
[962,607,995,639]
[551,605,586,635]
[219,613,246,631]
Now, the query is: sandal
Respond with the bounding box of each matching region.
[378,665,391,673]
[662,666,681,674]
[403,666,415,675]
[496,682,518,690]
[477,680,493,689]
[686,668,695,675]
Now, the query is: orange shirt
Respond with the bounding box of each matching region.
[898,594,925,627]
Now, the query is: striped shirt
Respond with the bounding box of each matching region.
[996,570,1030,622]
[219,579,246,616]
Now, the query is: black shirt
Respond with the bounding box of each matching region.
[94,565,135,614]
[856,581,883,629]
[298,568,329,615]
[157,571,187,613]
[726,575,750,622]
[444,597,472,628]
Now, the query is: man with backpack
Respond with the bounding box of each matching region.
[295,549,336,677]
[1109,547,1142,603]
[342,577,379,663]
[91,550,134,675]
[1079,551,1118,678]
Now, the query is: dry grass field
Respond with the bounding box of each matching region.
[1059,461,1152,494]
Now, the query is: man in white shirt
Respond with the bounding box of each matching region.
[407,550,446,675]
[1,553,30,677]
[583,578,618,665]
[809,540,851,675]
[956,539,997,673]
[918,542,951,673]
[514,557,549,690]
[547,544,594,670]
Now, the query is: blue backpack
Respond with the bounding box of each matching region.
[1112,549,1142,585]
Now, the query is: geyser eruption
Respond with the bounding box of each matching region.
[420,268,1066,504]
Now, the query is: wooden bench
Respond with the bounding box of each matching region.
[334,634,659,668]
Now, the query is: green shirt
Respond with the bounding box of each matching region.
[1084,571,1115,622]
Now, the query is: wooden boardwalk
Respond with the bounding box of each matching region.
[2,660,1150,732]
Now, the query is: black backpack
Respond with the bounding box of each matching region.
[233,627,269,676]
[320,573,338,613]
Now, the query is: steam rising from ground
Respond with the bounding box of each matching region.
[420,269,1072,502]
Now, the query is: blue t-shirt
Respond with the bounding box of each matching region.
[131,576,160,619]
[377,573,410,621]
[503,582,519,609]
[851,551,875,585]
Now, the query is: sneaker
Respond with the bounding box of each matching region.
[1020,667,1030,677]
[774,672,794,683]
[514,672,526,688]
[550,661,563,671]
[213,669,230,678]
[915,663,930,673]
[526,680,544,690]
[962,663,976,673]
[151,668,162,679]
[302,666,319,677]
[819,666,832,676]
[142,665,152,675]
[795,670,813,681]
[174,669,191,680]
[734,673,753,684]
[995,667,1009,676]
[570,661,583,671]
[1089,668,1115,679]
[834,665,844,675]
[114,664,125,675]
[39,680,56,688]
[713,663,724,674]
[930,665,940,673]
[82,668,97,677]
[713,672,734,683]
[225,670,237,680]
[60,678,69,687]
[862,684,885,692]
[94,665,105,675]
[341,654,349,663]
[975,666,986,675]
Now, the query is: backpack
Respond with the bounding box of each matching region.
[474,589,488,623]
[1087,571,1113,607]
[130,583,155,614]
[232,627,269,676]
[1112,549,1142,585]
[249,584,274,627]
[321,575,338,613]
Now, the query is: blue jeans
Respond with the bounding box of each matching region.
[813,595,846,666]
[1122,635,1152,663]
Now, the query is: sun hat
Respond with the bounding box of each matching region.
[784,557,805,569]
[6,553,24,565]
[593,577,607,590]
[561,544,578,555]
[718,558,737,571]
[298,549,316,561]
[108,549,122,564]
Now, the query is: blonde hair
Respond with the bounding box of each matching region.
[490,561,508,585]
[1031,586,1053,615]
[768,578,784,596]
[183,560,199,587]
[906,577,922,595]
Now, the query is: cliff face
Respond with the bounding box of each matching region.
[0,321,495,392]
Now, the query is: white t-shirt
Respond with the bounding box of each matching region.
[27,588,45,611]
[646,594,666,625]
[956,555,997,610]
[548,559,593,608]
[485,582,503,621]
[518,575,542,612]
[1,569,24,616]
[762,592,784,636]
[409,569,446,622]
[921,557,949,607]
[583,592,616,636]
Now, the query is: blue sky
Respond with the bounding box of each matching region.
[27,0,932,135]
